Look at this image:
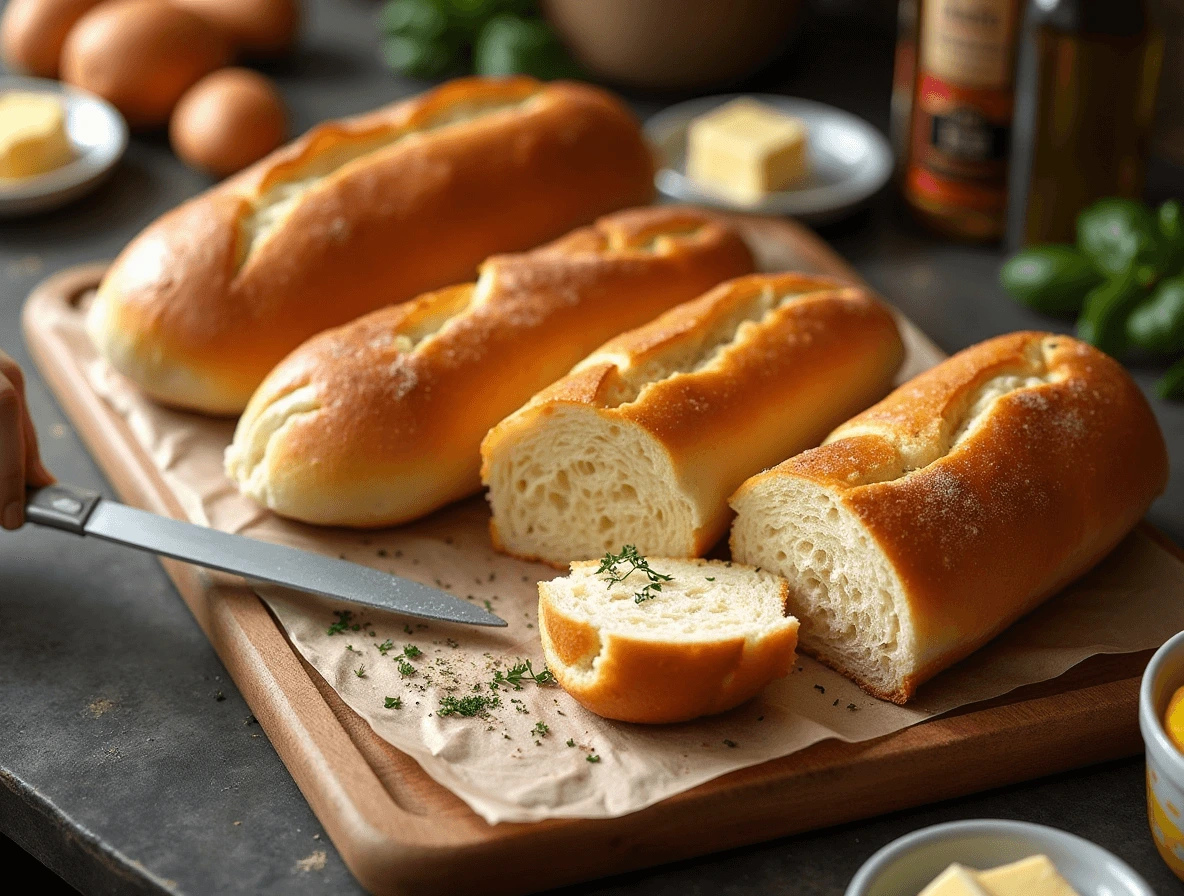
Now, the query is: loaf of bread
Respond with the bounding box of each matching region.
[730,332,1169,704]
[225,207,755,527]
[539,554,799,723]
[87,76,655,415]
[481,273,904,566]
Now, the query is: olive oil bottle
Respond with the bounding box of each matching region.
[1005,0,1164,249]
[899,0,1024,240]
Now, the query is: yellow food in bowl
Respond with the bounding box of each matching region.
[918,855,1079,895]
[0,91,74,179]
[1165,685,1184,751]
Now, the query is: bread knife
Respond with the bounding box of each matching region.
[24,483,506,628]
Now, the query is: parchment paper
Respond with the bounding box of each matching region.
[48,292,1184,825]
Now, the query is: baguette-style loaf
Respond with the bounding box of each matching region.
[225,207,755,527]
[87,76,655,414]
[481,273,904,566]
[539,557,799,723]
[730,332,1169,704]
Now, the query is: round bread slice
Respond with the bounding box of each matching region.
[538,556,799,723]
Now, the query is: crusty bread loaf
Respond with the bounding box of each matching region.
[87,76,655,415]
[539,555,798,723]
[730,331,1169,704]
[225,207,755,527]
[481,273,904,566]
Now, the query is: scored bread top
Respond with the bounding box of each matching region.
[731,331,1169,690]
[225,206,755,527]
[89,76,656,414]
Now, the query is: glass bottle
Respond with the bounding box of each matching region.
[1005,0,1164,249]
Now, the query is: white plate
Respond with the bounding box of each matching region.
[846,819,1156,896]
[645,94,893,224]
[0,75,128,217]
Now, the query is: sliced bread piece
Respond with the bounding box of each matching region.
[729,332,1168,704]
[539,553,799,723]
[482,272,903,566]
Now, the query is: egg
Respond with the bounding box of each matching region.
[170,68,286,178]
[0,0,102,78]
[172,0,300,56]
[60,0,232,129]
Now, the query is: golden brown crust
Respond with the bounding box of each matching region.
[90,77,656,414]
[482,273,904,560]
[538,570,798,724]
[227,207,755,527]
[731,331,1169,702]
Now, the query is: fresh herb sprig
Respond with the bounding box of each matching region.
[490,659,555,691]
[596,545,673,604]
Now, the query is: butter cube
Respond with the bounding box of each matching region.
[686,98,808,204]
[0,92,74,180]
[977,855,1080,896]
[919,864,990,896]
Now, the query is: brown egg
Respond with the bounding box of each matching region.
[60,0,232,129]
[170,68,286,178]
[172,0,299,56]
[0,0,102,78]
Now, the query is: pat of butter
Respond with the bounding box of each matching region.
[686,98,808,204]
[0,92,74,180]
[918,864,989,896]
[977,855,1080,896]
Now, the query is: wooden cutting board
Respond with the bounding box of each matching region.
[22,215,1176,896]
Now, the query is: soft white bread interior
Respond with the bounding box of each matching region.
[730,332,1169,704]
[481,273,903,566]
[539,556,798,723]
[225,207,754,527]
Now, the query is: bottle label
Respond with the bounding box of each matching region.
[905,0,1021,232]
[922,0,1019,90]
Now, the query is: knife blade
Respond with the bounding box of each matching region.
[25,483,506,628]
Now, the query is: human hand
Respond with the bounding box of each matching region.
[0,350,53,530]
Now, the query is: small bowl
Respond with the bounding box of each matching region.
[0,75,128,217]
[846,819,1154,896]
[644,94,893,225]
[1139,628,1184,880]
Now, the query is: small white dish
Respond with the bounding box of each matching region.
[0,75,128,217]
[845,819,1155,896]
[644,94,893,224]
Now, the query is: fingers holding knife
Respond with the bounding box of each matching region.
[0,350,54,531]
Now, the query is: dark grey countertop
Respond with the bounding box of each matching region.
[1,1,1182,894]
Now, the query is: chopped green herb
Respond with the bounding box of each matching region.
[586,754,600,763]
[533,721,549,737]
[595,545,673,604]
[705,576,715,582]
[566,738,575,747]
[375,639,394,655]
[354,666,366,678]
[327,610,354,636]
[403,644,423,658]
[723,739,738,748]
[397,659,416,676]
[438,694,499,717]
[346,644,361,654]
[384,696,402,709]
[403,624,413,635]
[813,684,825,694]
[490,659,555,690]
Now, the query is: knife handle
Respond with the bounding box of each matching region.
[26,483,102,535]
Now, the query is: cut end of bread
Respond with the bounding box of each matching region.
[730,476,917,703]
[539,556,799,723]
[486,405,698,566]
